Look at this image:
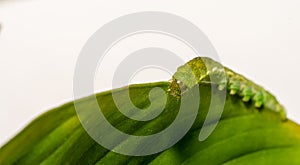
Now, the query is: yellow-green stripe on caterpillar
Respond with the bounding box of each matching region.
[168,57,287,121]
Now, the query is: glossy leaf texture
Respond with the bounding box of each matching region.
[1,81,300,165]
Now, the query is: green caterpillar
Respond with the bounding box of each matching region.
[168,57,287,120]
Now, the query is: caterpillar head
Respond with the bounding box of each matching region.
[168,57,227,98]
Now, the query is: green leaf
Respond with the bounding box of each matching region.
[1,58,300,165]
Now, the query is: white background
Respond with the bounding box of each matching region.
[0,0,300,145]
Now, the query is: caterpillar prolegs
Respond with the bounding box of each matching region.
[168,57,286,120]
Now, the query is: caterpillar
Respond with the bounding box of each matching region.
[168,57,287,120]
